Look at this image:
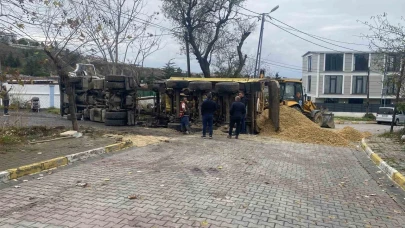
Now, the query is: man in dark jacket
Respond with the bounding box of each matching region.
[228,96,246,139]
[201,93,217,139]
[238,91,247,134]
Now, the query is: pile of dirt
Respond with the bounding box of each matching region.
[337,126,372,142]
[257,106,350,147]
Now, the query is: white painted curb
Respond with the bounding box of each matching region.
[66,148,106,163]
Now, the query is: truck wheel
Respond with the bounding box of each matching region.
[313,112,323,127]
[152,83,165,92]
[105,111,127,120]
[188,81,212,91]
[215,82,239,94]
[105,119,127,126]
[93,79,105,90]
[166,80,189,89]
[105,75,126,82]
[105,81,125,89]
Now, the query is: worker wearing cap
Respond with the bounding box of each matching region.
[0,85,11,116]
[179,97,191,134]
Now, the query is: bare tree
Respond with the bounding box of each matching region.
[161,0,249,78]
[360,13,405,133]
[212,20,255,77]
[1,0,93,130]
[82,0,161,75]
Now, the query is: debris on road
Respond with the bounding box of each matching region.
[122,135,169,147]
[128,195,137,199]
[76,182,88,188]
[14,185,21,188]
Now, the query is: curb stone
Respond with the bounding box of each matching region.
[361,138,405,191]
[336,121,376,125]
[0,140,133,184]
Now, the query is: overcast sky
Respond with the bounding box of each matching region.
[134,0,405,78]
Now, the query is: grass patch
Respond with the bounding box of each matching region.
[46,107,60,115]
[0,126,66,145]
[335,116,375,121]
[379,127,405,140]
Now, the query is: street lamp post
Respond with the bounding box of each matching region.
[254,5,279,78]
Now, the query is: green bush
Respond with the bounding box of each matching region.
[363,113,376,120]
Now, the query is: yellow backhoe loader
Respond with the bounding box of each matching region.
[277,78,335,128]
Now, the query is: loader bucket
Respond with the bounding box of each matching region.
[321,112,335,128]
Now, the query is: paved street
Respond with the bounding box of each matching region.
[0,135,405,228]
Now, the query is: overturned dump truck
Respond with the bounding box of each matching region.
[151,77,280,134]
[60,64,138,126]
[60,65,280,133]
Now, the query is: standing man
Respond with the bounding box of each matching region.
[201,93,217,139]
[0,85,11,116]
[179,97,191,134]
[238,91,247,134]
[228,96,246,139]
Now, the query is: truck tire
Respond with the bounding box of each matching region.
[105,111,127,120]
[166,80,189,89]
[105,81,125,89]
[152,83,165,92]
[313,112,323,127]
[93,79,105,90]
[105,75,126,82]
[105,119,127,126]
[188,81,212,91]
[215,82,239,94]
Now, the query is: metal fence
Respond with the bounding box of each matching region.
[315,103,395,113]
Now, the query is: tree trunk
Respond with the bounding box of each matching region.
[44,48,79,131]
[390,59,405,133]
[66,83,79,131]
[199,58,211,78]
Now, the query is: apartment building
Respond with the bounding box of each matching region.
[301,51,400,105]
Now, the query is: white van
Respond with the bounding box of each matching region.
[376,107,405,125]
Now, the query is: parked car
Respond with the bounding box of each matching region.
[376,107,405,125]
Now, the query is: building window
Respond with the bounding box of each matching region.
[385,75,397,95]
[354,54,369,71]
[352,76,367,94]
[324,98,339,103]
[348,98,364,104]
[308,76,311,92]
[387,55,400,72]
[325,54,343,71]
[308,56,312,72]
[324,75,343,94]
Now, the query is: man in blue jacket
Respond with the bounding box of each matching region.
[201,93,217,139]
[228,96,246,139]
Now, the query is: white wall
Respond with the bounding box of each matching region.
[1,83,59,109]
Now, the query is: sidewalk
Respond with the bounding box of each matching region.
[366,135,405,177]
[0,135,117,171]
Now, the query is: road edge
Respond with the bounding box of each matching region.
[361,138,405,191]
[0,140,133,183]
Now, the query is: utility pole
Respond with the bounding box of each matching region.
[254,14,265,78]
[253,5,279,78]
[366,66,370,114]
[185,31,191,77]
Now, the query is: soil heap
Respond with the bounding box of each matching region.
[257,106,351,147]
[337,126,372,142]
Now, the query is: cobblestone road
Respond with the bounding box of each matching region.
[0,135,405,228]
